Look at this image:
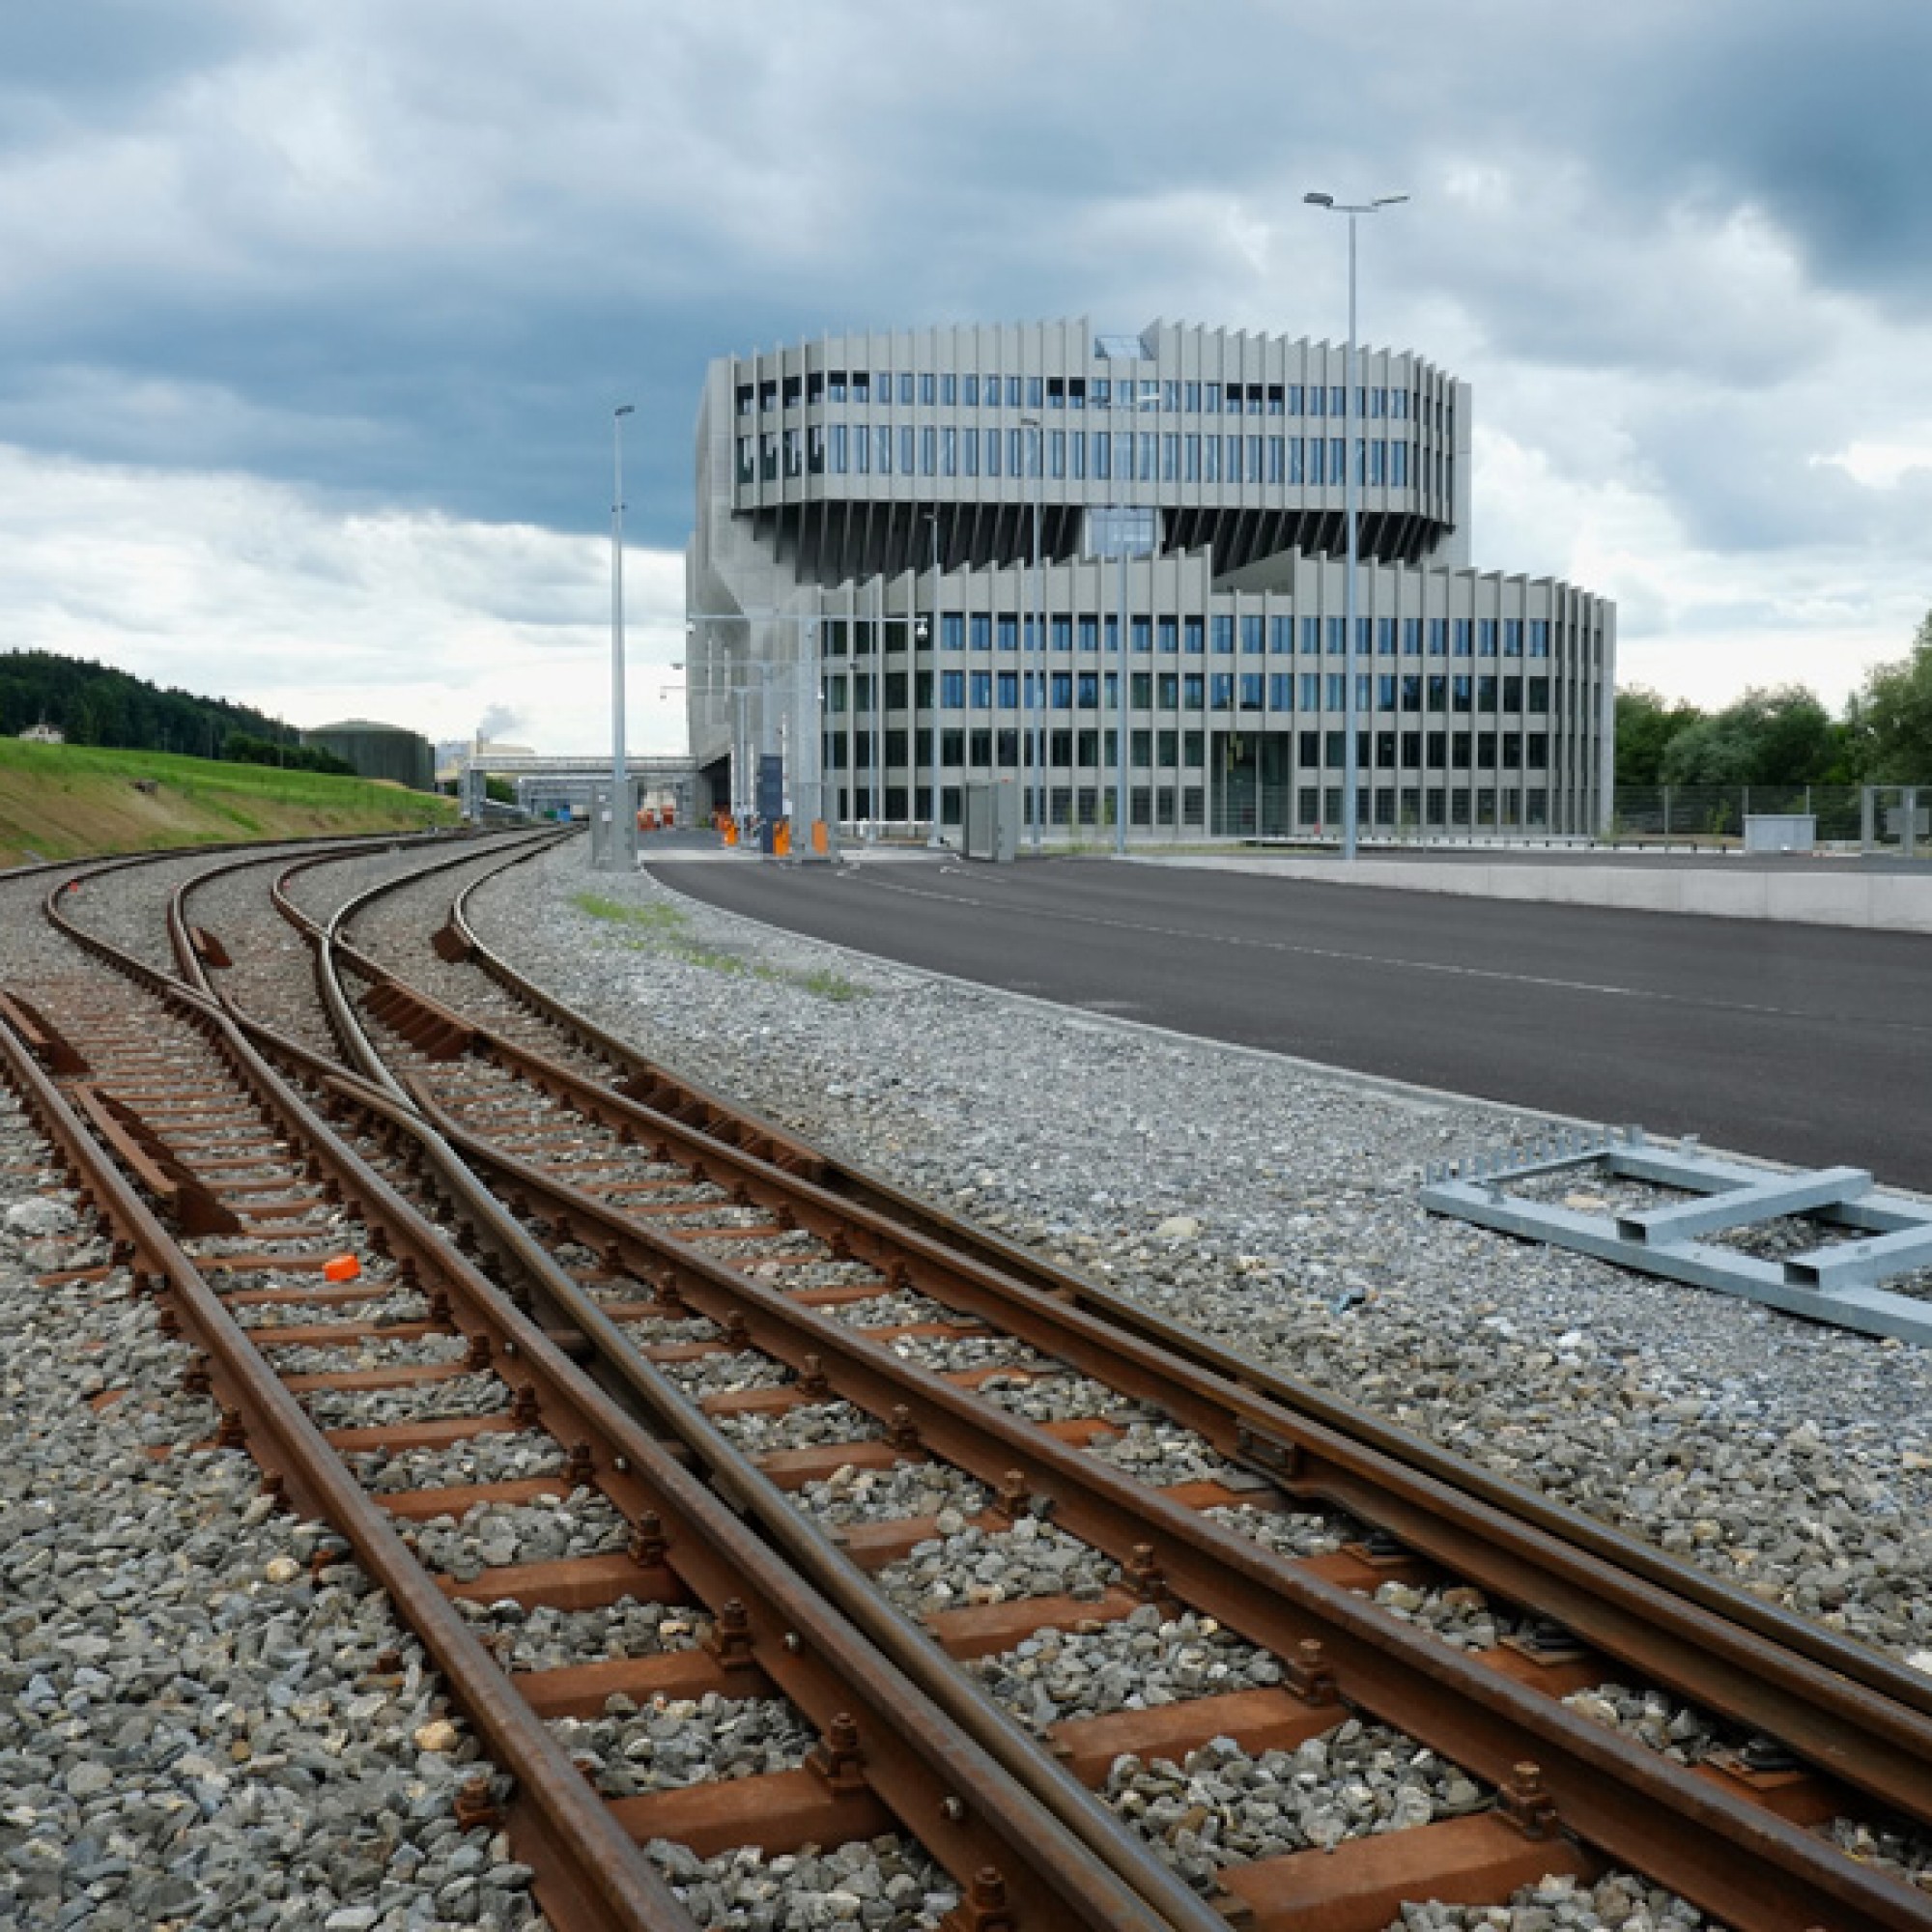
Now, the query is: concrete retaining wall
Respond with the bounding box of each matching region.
[1135,855,1932,933]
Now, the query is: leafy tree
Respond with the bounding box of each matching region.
[1658,685,1848,788]
[1847,610,1932,781]
[1614,688,1703,785]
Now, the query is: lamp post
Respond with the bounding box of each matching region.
[1019,413,1044,853]
[1304,191,1406,862]
[923,510,945,847]
[604,403,637,871]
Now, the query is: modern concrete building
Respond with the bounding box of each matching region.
[687,320,1613,838]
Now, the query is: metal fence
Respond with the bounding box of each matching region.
[1608,784,1926,851]
[827,782,1931,852]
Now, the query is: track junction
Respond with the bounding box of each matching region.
[4,829,1932,1931]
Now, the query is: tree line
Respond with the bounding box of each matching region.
[0,651,354,776]
[1619,608,1932,787]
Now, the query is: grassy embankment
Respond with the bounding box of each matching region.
[0,739,456,867]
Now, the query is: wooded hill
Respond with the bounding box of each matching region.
[0,650,351,775]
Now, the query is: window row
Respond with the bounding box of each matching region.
[740,427,1426,491]
[738,373,1433,422]
[831,613,1560,660]
[825,782,1558,834]
[825,668,1554,715]
[822,724,1551,772]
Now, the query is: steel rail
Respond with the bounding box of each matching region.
[216,850,1246,1932]
[246,839,1932,1926]
[438,852,1932,1731]
[50,840,1201,1932]
[303,905,1932,1843]
[372,1094,1932,1932]
[0,984,692,1932]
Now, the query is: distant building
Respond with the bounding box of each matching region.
[303,719,436,791]
[17,723,64,745]
[689,319,1614,837]
[436,736,537,786]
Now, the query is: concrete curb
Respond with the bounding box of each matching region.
[1121,853,1932,934]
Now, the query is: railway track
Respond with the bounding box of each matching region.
[5,832,1932,1928]
[3,839,1200,1932]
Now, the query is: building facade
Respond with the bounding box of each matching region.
[688,320,1613,838]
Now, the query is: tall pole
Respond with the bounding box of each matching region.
[1115,412,1137,857]
[1021,415,1044,853]
[609,403,636,870]
[1343,214,1359,863]
[1306,190,1406,862]
[925,512,945,846]
[1115,511,1128,854]
[871,574,884,838]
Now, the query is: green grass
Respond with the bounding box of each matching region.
[0,738,454,866]
[573,890,864,1001]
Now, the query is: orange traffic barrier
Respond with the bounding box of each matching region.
[323,1254,362,1283]
[774,819,791,858]
[723,819,738,847]
[811,820,829,856]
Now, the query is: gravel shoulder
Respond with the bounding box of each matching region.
[469,844,1932,1674]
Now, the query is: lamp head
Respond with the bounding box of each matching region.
[614,404,635,418]
[1373,194,1410,208]
[1303,191,1334,208]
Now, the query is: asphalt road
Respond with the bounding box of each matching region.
[645,847,1932,1191]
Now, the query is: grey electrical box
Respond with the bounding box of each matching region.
[962,780,1019,863]
[589,780,639,869]
[1743,813,1816,853]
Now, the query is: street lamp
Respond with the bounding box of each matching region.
[1019,413,1045,853]
[923,510,945,847]
[605,403,637,871]
[1304,190,1406,862]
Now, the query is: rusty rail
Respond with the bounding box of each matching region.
[46,838,1205,1932]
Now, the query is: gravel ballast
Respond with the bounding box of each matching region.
[463,847,1932,1674]
[0,1111,538,1931]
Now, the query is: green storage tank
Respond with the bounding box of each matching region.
[303,719,436,792]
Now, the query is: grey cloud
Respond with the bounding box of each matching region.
[0,0,1926,578]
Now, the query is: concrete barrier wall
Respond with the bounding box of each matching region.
[1138,855,1932,933]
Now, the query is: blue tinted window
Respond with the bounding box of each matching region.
[940,613,963,650]
[1212,615,1235,652]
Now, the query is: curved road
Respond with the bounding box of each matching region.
[644,847,1932,1191]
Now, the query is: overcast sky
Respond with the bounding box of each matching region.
[3,0,1928,753]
